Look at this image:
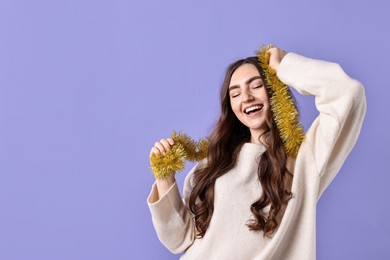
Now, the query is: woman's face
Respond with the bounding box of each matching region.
[229,63,270,140]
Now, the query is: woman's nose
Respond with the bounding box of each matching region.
[242,91,254,102]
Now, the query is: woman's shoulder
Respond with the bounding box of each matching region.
[184,158,208,183]
[183,158,208,200]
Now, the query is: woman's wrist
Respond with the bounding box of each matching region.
[155,176,175,199]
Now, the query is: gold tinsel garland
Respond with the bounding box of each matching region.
[150,44,305,179]
[150,131,208,179]
[257,45,304,157]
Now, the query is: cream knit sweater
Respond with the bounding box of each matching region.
[147,53,366,260]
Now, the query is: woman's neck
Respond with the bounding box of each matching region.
[250,129,267,145]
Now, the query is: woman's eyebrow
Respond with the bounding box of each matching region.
[229,76,262,91]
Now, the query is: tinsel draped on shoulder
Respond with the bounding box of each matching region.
[257,45,304,157]
[150,131,209,179]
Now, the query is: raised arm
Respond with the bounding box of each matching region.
[275,50,366,198]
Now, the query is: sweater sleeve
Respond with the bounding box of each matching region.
[147,163,200,254]
[277,53,366,199]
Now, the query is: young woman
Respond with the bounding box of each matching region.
[147,47,366,259]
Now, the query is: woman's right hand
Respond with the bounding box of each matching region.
[150,138,175,157]
[150,138,176,198]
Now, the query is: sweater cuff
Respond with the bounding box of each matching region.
[147,182,184,219]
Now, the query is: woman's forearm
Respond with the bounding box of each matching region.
[155,176,176,200]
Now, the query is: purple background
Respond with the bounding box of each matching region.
[0,0,389,259]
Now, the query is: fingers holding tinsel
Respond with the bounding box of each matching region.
[149,131,210,179]
[150,141,187,179]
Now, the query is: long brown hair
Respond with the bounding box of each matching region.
[188,57,295,238]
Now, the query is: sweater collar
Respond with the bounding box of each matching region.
[241,142,267,155]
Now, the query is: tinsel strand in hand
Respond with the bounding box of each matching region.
[150,131,209,179]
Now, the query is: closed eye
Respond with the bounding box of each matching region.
[232,93,240,98]
[252,84,263,89]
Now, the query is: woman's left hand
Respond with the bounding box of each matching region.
[268,47,287,71]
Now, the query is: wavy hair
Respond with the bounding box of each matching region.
[188,57,295,238]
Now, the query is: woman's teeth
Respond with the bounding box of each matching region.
[245,105,263,114]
